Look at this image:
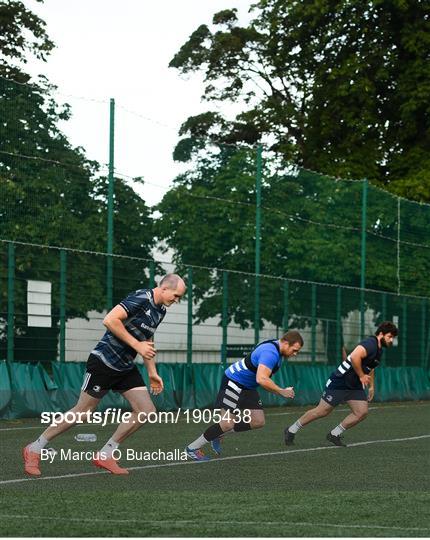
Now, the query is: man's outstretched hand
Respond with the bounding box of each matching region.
[149,373,164,395]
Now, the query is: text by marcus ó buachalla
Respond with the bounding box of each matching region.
[40,448,187,463]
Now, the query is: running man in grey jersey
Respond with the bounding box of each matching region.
[23,274,186,476]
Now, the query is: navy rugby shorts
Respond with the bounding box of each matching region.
[81,354,145,398]
[321,377,367,407]
[215,375,263,411]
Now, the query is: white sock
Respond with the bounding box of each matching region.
[188,434,208,450]
[28,436,49,454]
[288,420,303,434]
[100,438,119,458]
[331,424,346,437]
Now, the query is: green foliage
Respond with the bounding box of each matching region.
[157,139,429,337]
[169,0,430,197]
[158,0,430,336]
[0,0,54,70]
[0,1,156,360]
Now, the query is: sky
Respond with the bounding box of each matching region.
[23,0,253,207]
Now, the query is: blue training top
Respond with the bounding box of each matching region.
[225,340,283,389]
[91,288,166,371]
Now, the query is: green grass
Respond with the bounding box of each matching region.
[1,401,430,537]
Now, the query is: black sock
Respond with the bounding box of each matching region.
[233,421,252,432]
[203,423,225,441]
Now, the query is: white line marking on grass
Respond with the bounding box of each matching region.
[267,402,430,416]
[0,426,45,431]
[1,433,429,485]
[0,514,428,532]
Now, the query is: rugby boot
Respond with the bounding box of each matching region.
[92,453,129,475]
[23,445,41,476]
[185,446,211,461]
[326,432,347,447]
[284,427,296,446]
[210,437,222,456]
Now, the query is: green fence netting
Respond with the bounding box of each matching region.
[2,240,430,367]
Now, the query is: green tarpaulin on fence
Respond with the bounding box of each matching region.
[0,360,429,419]
[0,361,12,415]
[2,362,55,419]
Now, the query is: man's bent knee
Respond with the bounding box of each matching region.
[219,419,236,432]
[250,412,265,429]
[250,417,265,429]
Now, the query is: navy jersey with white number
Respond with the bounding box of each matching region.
[226,340,283,389]
[328,336,383,390]
[91,288,166,371]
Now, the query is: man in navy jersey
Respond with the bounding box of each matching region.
[186,330,304,461]
[23,274,186,476]
[285,321,398,447]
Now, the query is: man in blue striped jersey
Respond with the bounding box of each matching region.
[186,330,304,461]
[285,321,398,447]
[23,274,186,476]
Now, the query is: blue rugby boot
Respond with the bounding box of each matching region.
[185,446,211,461]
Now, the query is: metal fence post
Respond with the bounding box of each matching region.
[402,296,407,366]
[382,292,387,322]
[7,242,15,363]
[396,197,401,295]
[424,320,430,369]
[381,292,387,364]
[421,298,426,368]
[106,98,115,309]
[282,280,289,331]
[149,260,155,288]
[360,290,365,340]
[254,145,263,344]
[311,283,317,364]
[187,267,193,365]
[336,287,342,361]
[221,271,228,366]
[426,314,430,371]
[360,179,368,339]
[59,249,67,362]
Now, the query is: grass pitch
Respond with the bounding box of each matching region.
[1,400,429,537]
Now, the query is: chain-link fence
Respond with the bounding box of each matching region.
[1,75,430,369]
[0,240,429,368]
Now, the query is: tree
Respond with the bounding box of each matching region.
[0,0,156,362]
[158,0,430,356]
[169,0,430,200]
[157,136,429,366]
[0,0,54,78]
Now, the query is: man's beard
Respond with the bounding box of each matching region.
[381,337,391,348]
